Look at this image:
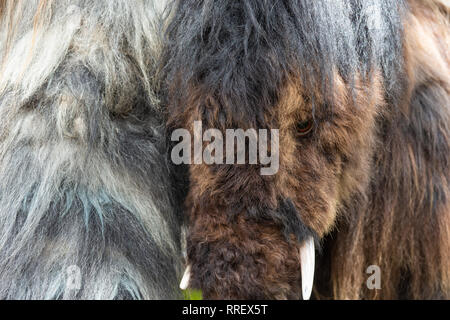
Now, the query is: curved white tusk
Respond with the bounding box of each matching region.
[300,237,315,300]
[180,265,191,290]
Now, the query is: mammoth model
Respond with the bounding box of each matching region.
[163,0,450,299]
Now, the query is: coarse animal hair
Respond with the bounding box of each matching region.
[0,0,183,299]
[163,0,450,299]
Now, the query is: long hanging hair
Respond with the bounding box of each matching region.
[163,0,450,299]
[0,0,183,299]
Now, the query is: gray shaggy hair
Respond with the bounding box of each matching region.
[0,0,182,299]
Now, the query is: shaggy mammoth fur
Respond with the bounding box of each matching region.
[163,0,450,299]
[0,0,183,299]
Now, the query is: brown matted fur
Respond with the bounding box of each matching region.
[329,0,450,300]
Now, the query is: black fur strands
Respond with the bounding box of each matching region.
[163,0,406,129]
